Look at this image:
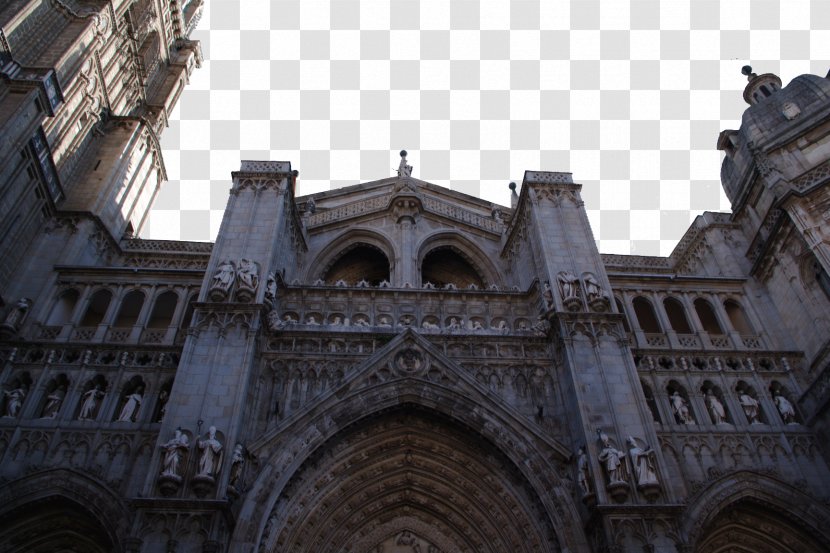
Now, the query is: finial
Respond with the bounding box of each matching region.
[741,65,753,76]
[397,150,413,178]
[508,181,516,191]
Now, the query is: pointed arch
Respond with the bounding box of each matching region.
[234,331,585,553]
[304,228,397,284]
[683,471,830,553]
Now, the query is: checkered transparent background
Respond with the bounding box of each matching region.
[145,0,830,256]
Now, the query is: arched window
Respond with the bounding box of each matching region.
[147,291,178,328]
[80,290,112,326]
[113,291,144,327]
[421,247,484,289]
[323,244,390,286]
[632,297,661,333]
[614,297,631,332]
[663,297,692,333]
[46,289,80,325]
[694,298,723,334]
[724,300,754,334]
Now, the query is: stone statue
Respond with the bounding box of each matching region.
[583,273,605,302]
[211,261,235,292]
[773,392,796,424]
[627,436,659,487]
[161,428,189,478]
[670,391,694,424]
[397,150,413,177]
[78,384,104,420]
[447,317,461,332]
[117,387,143,422]
[331,316,343,326]
[596,430,628,484]
[705,390,727,424]
[3,384,27,417]
[40,386,66,418]
[356,278,370,288]
[543,281,554,308]
[197,425,223,478]
[378,316,392,328]
[229,443,245,488]
[266,310,284,332]
[738,390,761,424]
[265,272,277,301]
[236,258,259,290]
[472,320,484,331]
[498,320,509,335]
[156,389,169,422]
[354,316,369,327]
[557,271,578,299]
[306,315,319,325]
[576,446,592,496]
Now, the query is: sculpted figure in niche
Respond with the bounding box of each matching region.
[236,258,259,290]
[156,389,169,422]
[596,430,628,484]
[773,391,796,424]
[557,271,579,299]
[583,273,606,302]
[670,391,694,424]
[627,436,659,487]
[117,386,143,422]
[78,383,104,420]
[229,443,245,488]
[543,281,554,308]
[161,427,189,478]
[3,384,27,417]
[197,425,223,477]
[353,316,369,327]
[705,390,727,424]
[211,261,235,292]
[264,272,277,301]
[576,446,592,496]
[738,389,761,424]
[41,385,66,418]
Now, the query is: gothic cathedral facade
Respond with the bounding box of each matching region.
[1,3,830,552]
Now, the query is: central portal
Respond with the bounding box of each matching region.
[255,407,562,553]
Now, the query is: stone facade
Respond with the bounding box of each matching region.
[1,3,830,549]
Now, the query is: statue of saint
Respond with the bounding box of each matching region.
[78,384,105,420]
[229,443,245,488]
[670,391,694,424]
[236,259,259,290]
[557,271,578,300]
[584,273,604,302]
[576,446,592,495]
[161,428,189,478]
[211,261,235,291]
[117,387,143,422]
[773,392,796,424]
[626,436,659,487]
[543,281,554,308]
[596,431,628,484]
[738,390,761,424]
[705,390,727,424]
[40,386,66,418]
[197,426,223,478]
[3,384,27,417]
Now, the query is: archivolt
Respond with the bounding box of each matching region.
[257,407,560,553]
[683,471,830,552]
[417,231,503,287]
[304,228,397,282]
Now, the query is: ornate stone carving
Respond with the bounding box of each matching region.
[670,392,695,425]
[583,273,610,312]
[159,427,190,495]
[210,260,235,301]
[557,271,581,311]
[116,387,143,422]
[235,258,260,302]
[596,429,629,502]
[193,425,223,496]
[0,297,32,336]
[627,436,660,500]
